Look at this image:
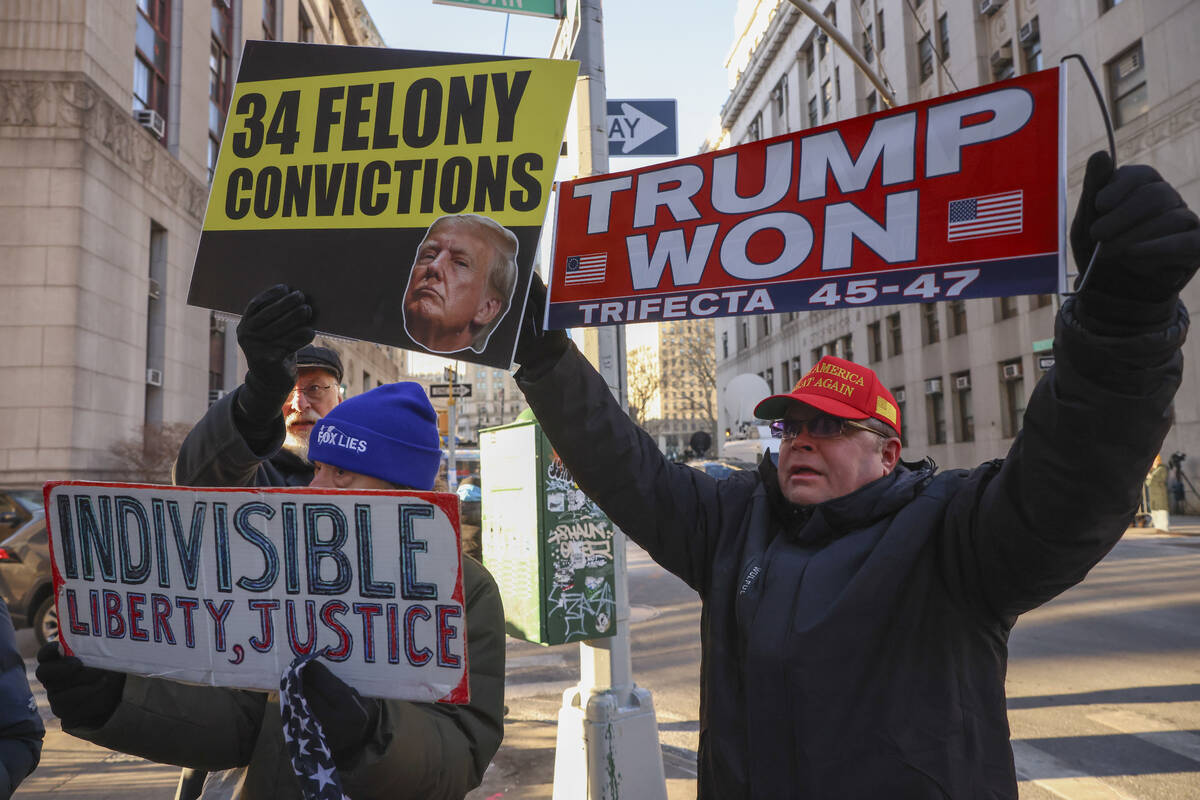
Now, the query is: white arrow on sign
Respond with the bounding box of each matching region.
[608,102,668,155]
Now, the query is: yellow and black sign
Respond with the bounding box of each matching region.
[189,42,577,368]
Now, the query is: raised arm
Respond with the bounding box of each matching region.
[943,153,1199,620]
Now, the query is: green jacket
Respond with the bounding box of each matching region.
[65,556,504,799]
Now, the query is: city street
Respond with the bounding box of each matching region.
[12,529,1200,799]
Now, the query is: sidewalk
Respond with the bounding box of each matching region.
[1126,513,1200,536]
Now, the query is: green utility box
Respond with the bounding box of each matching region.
[480,415,616,646]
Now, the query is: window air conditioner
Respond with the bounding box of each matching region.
[148,278,161,300]
[1002,362,1023,380]
[133,109,165,139]
[990,44,1013,72]
[893,389,906,403]
[146,368,163,387]
[924,378,942,395]
[979,0,1001,17]
[1018,17,1039,44]
[954,374,971,390]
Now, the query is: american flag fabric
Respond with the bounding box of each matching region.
[563,253,608,285]
[280,648,350,800]
[947,190,1023,241]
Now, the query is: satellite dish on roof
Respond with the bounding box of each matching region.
[722,373,772,431]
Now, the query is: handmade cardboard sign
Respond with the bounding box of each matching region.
[188,41,577,368]
[43,482,468,703]
[547,67,1064,327]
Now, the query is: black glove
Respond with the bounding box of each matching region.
[303,660,381,765]
[35,642,126,729]
[513,272,569,377]
[1071,151,1200,325]
[235,285,315,425]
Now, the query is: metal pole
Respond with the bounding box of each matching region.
[784,0,896,107]
[550,2,666,797]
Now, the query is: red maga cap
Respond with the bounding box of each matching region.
[753,355,901,435]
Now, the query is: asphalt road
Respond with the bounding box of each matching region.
[12,530,1200,798]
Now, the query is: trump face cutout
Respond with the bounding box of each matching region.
[402,214,518,355]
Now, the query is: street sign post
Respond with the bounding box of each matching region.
[430,383,472,398]
[432,0,563,19]
[606,99,677,157]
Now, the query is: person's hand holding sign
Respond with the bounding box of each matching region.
[1071,150,1200,327]
[235,284,315,427]
[302,660,381,765]
[35,642,125,729]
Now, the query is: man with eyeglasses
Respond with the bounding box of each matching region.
[174,285,342,488]
[511,152,1200,798]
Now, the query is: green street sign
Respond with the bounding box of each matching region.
[1032,337,1054,353]
[432,0,562,19]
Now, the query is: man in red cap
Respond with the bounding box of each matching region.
[512,152,1200,799]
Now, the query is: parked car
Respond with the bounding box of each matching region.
[0,490,39,540]
[0,510,56,645]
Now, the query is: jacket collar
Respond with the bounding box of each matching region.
[759,454,936,545]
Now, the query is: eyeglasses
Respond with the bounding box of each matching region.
[291,383,336,402]
[769,414,888,441]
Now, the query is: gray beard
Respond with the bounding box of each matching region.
[282,429,312,461]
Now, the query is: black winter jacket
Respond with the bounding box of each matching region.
[174,388,312,488]
[516,298,1186,799]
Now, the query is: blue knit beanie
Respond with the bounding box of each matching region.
[307,382,442,490]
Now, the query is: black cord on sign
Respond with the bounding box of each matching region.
[1061,53,1117,294]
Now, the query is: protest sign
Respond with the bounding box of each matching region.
[43,481,467,703]
[547,68,1064,328]
[188,41,577,368]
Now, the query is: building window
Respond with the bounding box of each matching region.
[1102,0,1124,10]
[133,0,170,143]
[887,312,903,357]
[764,367,775,393]
[808,96,819,127]
[834,66,842,101]
[209,0,234,181]
[952,372,974,442]
[877,10,885,50]
[299,4,315,42]
[863,24,874,63]
[892,386,907,446]
[1000,360,1026,438]
[1030,294,1052,310]
[780,360,791,389]
[746,112,763,142]
[926,380,946,446]
[738,319,749,350]
[992,41,1015,81]
[263,0,278,40]
[921,304,940,345]
[822,79,832,118]
[805,47,815,77]
[937,13,950,61]
[996,296,1019,321]
[867,321,882,362]
[771,75,788,118]
[918,33,935,81]
[865,91,877,114]
[758,314,771,337]
[721,331,729,359]
[1108,42,1148,127]
[820,32,830,60]
[947,300,967,336]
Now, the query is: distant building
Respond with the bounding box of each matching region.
[0,0,412,488]
[714,0,1200,473]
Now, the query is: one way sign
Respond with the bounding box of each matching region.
[607,99,677,157]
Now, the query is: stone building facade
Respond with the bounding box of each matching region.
[713,0,1200,480]
[0,0,411,488]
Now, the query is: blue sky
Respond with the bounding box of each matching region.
[361,0,739,156]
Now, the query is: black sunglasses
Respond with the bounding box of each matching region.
[769,414,887,441]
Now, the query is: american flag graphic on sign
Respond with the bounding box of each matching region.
[947,190,1024,241]
[563,253,608,285]
[280,649,350,800]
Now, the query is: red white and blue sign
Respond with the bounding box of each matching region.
[548,68,1065,327]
